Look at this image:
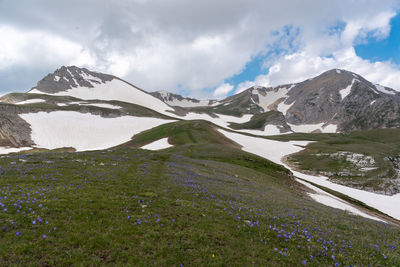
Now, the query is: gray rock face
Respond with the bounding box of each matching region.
[154,69,400,133]
[151,91,200,103]
[0,104,34,147]
[33,66,114,94]
[283,69,400,131]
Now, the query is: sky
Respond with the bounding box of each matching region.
[1,0,400,99]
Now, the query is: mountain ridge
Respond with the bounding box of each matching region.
[0,65,399,151]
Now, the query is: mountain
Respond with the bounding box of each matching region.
[156,69,400,134]
[1,66,400,151]
[150,90,219,107]
[1,66,400,266]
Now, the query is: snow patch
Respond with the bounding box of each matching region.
[277,100,294,115]
[321,124,337,133]
[252,87,289,112]
[19,111,175,151]
[339,79,355,100]
[217,129,393,221]
[80,72,103,84]
[83,103,120,109]
[34,79,175,116]
[296,179,383,222]
[16,99,46,105]
[336,69,341,74]
[166,99,213,108]
[370,100,376,105]
[237,125,282,136]
[375,84,396,95]
[288,123,337,133]
[0,147,32,155]
[217,129,308,165]
[141,138,173,150]
[182,112,253,129]
[28,88,43,94]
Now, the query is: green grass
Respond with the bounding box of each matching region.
[0,118,400,266]
[229,110,287,131]
[0,146,399,266]
[0,119,399,265]
[125,120,238,147]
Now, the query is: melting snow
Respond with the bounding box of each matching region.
[82,103,120,109]
[296,179,383,222]
[16,99,46,105]
[252,87,289,112]
[375,84,396,95]
[167,99,213,107]
[19,111,175,151]
[80,72,103,84]
[32,79,175,116]
[0,147,32,155]
[141,137,173,150]
[181,112,253,129]
[217,129,396,221]
[277,101,294,115]
[237,125,282,136]
[289,123,337,133]
[339,79,355,100]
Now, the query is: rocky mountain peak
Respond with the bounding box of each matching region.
[30,66,115,94]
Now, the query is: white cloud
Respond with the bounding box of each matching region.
[0,25,95,70]
[0,1,399,95]
[237,47,400,92]
[213,83,234,98]
[236,10,400,93]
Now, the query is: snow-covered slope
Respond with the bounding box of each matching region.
[19,111,175,151]
[217,129,400,221]
[29,66,175,116]
[45,79,174,115]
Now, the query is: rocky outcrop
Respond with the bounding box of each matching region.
[0,104,33,147]
[32,66,114,94]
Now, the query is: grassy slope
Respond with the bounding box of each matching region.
[0,147,399,266]
[270,129,400,193]
[228,111,283,130]
[0,121,399,265]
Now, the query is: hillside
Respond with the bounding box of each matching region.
[0,66,400,265]
[0,127,399,265]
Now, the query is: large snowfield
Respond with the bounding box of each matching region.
[218,129,400,221]
[30,79,175,116]
[19,111,175,151]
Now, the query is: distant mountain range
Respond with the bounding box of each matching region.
[0,65,399,150]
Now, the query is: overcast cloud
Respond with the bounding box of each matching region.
[0,0,399,98]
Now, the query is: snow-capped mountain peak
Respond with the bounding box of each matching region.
[28,66,175,114]
[29,66,114,94]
